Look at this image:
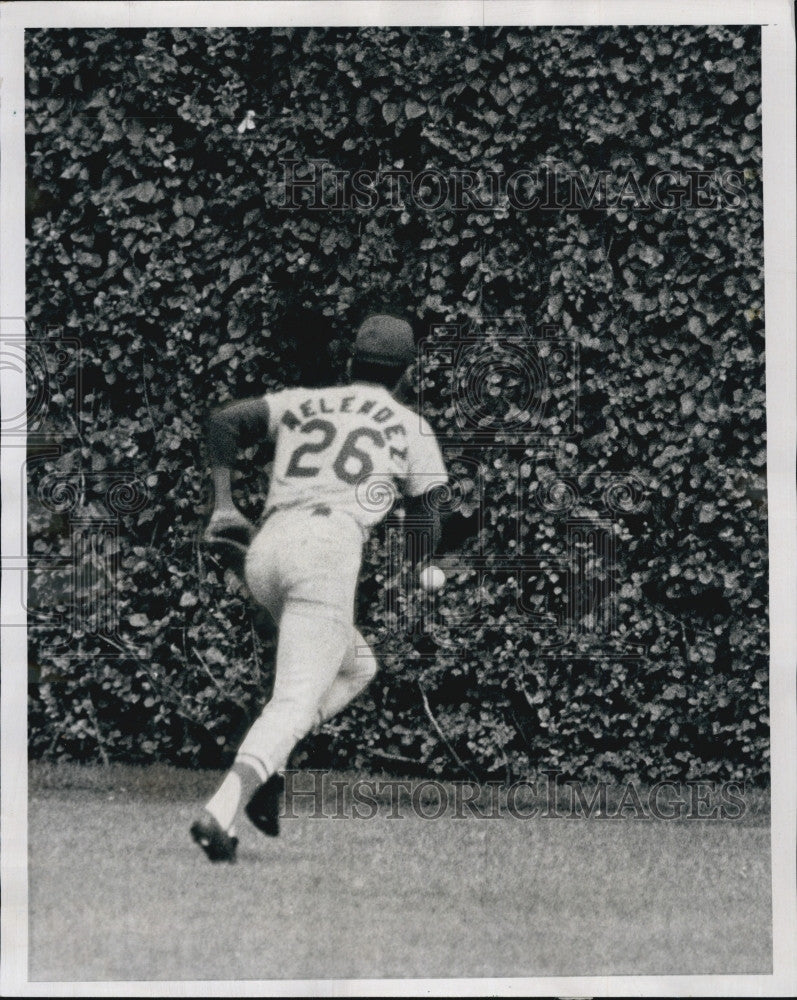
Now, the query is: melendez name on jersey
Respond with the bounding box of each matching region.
[264,384,447,533]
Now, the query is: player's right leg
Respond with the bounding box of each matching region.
[237,608,351,776]
[315,628,378,724]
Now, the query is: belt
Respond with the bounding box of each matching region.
[263,504,331,520]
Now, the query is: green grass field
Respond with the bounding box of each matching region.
[28,763,772,982]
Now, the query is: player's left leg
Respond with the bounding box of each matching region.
[192,510,362,859]
[192,522,287,860]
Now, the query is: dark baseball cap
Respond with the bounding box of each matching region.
[353,314,415,367]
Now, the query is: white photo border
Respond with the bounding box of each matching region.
[2,1,795,996]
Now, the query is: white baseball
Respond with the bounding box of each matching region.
[419,565,446,591]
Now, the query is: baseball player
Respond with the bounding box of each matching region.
[191,314,447,862]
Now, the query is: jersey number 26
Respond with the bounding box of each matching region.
[285,419,384,485]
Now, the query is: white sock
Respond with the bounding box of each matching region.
[205,772,242,833]
[205,757,267,833]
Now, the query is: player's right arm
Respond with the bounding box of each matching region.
[400,414,448,576]
[205,397,271,548]
[401,493,442,569]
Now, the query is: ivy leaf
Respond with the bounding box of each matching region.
[102,120,123,143]
[699,503,718,523]
[382,102,399,124]
[133,180,158,202]
[687,315,705,336]
[183,196,204,217]
[213,342,237,364]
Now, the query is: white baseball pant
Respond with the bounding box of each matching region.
[236,507,378,777]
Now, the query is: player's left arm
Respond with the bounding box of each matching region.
[205,397,271,548]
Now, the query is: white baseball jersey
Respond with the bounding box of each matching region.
[262,383,447,531]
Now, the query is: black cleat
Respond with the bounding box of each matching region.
[244,773,284,837]
[190,813,238,863]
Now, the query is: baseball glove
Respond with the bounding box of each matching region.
[204,508,254,552]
